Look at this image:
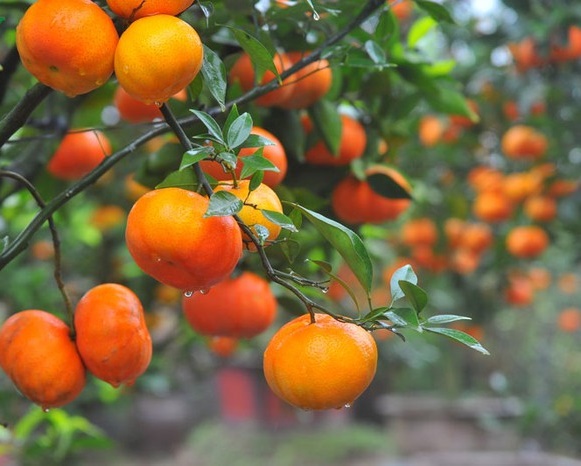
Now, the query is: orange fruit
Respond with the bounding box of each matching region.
[90,205,126,232]
[388,0,414,21]
[331,165,412,225]
[30,240,55,261]
[47,130,112,180]
[263,313,377,410]
[444,218,466,249]
[449,248,481,275]
[114,15,203,104]
[472,191,513,223]
[302,114,367,166]
[182,271,277,338]
[557,308,581,333]
[467,166,504,193]
[458,222,493,254]
[501,125,548,160]
[418,115,445,147]
[523,195,557,222]
[114,85,188,123]
[228,52,294,107]
[207,336,239,358]
[125,187,242,291]
[75,284,152,388]
[502,172,542,202]
[508,37,545,72]
[15,0,118,97]
[0,310,86,409]
[400,217,438,247]
[199,127,288,188]
[107,0,194,20]
[528,266,551,290]
[504,274,535,307]
[213,180,283,251]
[548,179,578,198]
[277,51,333,109]
[506,225,549,259]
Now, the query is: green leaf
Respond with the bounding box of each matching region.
[249,170,264,191]
[223,105,240,136]
[425,314,472,325]
[262,210,299,232]
[228,27,279,83]
[201,45,227,111]
[399,280,428,313]
[291,203,373,293]
[385,308,420,330]
[390,264,417,301]
[367,171,412,200]
[308,100,342,156]
[227,113,253,149]
[424,327,490,355]
[156,169,198,190]
[240,151,279,179]
[179,146,215,170]
[415,0,456,24]
[239,133,275,149]
[190,110,224,143]
[425,85,478,120]
[407,16,437,48]
[205,191,243,217]
[364,40,387,66]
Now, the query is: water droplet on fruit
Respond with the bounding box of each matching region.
[78,69,86,76]
[320,286,329,294]
[199,288,211,295]
[184,291,194,298]
[343,403,351,409]
[95,78,104,86]
[154,101,162,108]
[123,65,130,74]
[42,407,50,413]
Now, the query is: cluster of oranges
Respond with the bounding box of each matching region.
[508,25,581,72]
[0,284,151,410]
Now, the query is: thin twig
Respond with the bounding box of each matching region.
[0,170,74,331]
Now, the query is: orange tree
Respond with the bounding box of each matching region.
[0,0,494,461]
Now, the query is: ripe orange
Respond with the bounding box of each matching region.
[472,191,513,223]
[504,274,534,307]
[182,271,277,338]
[528,266,551,290]
[207,336,239,358]
[213,180,283,251]
[107,0,195,20]
[400,217,438,247]
[277,51,333,109]
[557,308,581,333]
[508,37,545,72]
[125,187,242,291]
[388,0,414,21]
[458,222,493,254]
[302,114,367,166]
[467,166,504,193]
[502,172,542,203]
[523,195,557,222]
[0,310,86,409]
[16,0,118,97]
[501,125,548,160]
[228,52,294,107]
[47,130,112,180]
[506,225,549,259]
[199,126,288,188]
[75,284,152,388]
[449,248,481,275]
[331,165,412,225]
[418,115,445,147]
[90,205,126,232]
[115,15,203,104]
[114,85,188,123]
[263,313,377,410]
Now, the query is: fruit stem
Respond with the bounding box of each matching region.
[0,170,75,331]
